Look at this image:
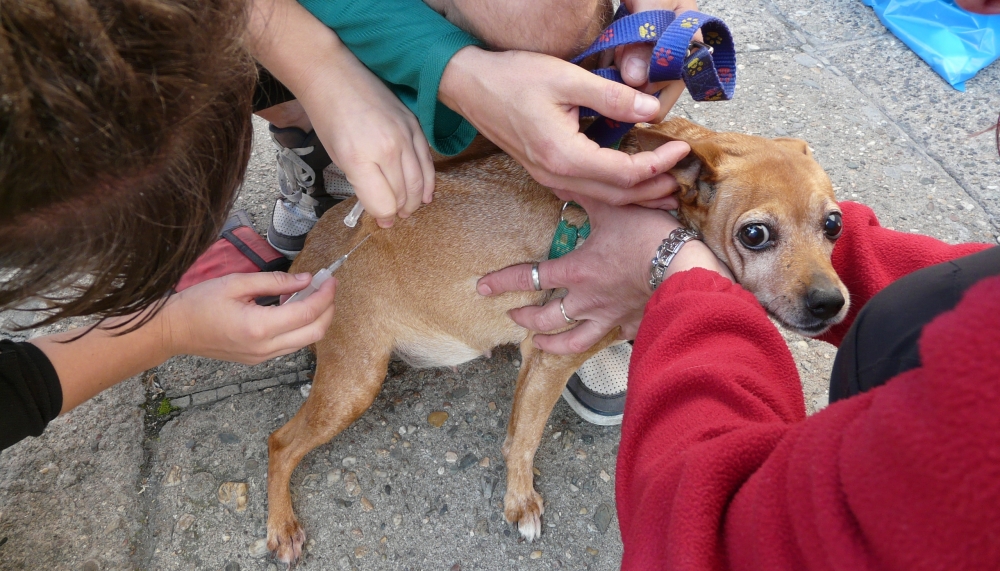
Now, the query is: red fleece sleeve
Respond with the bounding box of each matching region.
[818,201,991,346]
[618,269,1000,570]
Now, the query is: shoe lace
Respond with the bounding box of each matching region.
[273,141,319,208]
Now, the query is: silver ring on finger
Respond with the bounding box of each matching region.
[531,263,542,291]
[560,299,576,324]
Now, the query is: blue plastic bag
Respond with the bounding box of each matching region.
[861,0,1000,90]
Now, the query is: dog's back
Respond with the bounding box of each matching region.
[291,149,559,368]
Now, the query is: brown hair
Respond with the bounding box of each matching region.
[0,0,255,329]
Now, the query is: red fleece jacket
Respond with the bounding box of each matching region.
[618,201,999,570]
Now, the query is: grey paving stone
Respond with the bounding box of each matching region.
[242,377,281,393]
[218,384,241,399]
[0,378,146,571]
[191,389,220,407]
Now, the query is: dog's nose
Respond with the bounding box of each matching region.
[806,287,845,320]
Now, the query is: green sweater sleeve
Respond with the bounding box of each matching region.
[298,0,480,155]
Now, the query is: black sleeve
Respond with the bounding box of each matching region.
[0,339,63,452]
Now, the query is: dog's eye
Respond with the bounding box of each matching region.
[824,212,843,239]
[738,223,771,250]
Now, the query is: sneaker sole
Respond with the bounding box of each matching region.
[266,233,302,260]
[561,388,623,426]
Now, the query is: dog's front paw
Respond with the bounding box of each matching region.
[504,489,544,542]
[267,517,306,566]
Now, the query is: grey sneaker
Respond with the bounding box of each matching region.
[266,125,354,258]
[562,342,631,426]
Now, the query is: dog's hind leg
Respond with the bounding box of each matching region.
[501,330,618,541]
[265,334,392,565]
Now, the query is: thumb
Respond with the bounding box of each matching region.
[223,271,315,299]
[568,68,660,123]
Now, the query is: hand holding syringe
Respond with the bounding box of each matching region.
[283,234,371,304]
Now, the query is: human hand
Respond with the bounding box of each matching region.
[163,272,336,364]
[612,0,701,122]
[297,47,434,228]
[439,48,690,206]
[249,0,433,229]
[476,196,732,355]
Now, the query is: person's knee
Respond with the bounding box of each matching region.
[426,0,612,60]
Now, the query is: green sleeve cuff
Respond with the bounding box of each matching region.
[416,31,479,155]
[298,0,480,156]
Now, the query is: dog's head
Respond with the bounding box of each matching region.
[631,118,849,336]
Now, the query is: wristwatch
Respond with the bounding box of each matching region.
[649,228,702,290]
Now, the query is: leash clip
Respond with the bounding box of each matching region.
[688,40,714,56]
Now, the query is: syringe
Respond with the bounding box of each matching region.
[344,201,364,227]
[283,234,371,304]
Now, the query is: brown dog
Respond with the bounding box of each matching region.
[265,118,849,563]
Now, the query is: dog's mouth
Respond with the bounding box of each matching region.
[785,320,834,337]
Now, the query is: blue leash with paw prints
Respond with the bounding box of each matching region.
[571,6,737,148]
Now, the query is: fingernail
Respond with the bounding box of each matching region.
[477,283,492,296]
[634,93,659,116]
[295,272,311,281]
[625,57,648,83]
[377,219,394,229]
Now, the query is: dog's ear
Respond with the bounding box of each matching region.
[773,137,812,157]
[635,127,720,206]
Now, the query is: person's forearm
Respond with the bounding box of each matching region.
[818,201,993,345]
[248,0,347,103]
[29,309,176,414]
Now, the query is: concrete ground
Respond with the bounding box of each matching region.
[2,0,999,569]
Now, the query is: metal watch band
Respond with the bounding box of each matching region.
[649,228,702,290]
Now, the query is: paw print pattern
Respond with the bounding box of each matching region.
[638,23,657,39]
[680,17,699,29]
[705,31,723,46]
[717,67,734,84]
[686,58,704,76]
[654,47,675,67]
[599,28,614,43]
[702,88,724,101]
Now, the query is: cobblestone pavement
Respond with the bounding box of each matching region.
[2,0,999,569]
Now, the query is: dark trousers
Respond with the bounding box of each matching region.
[830,246,1000,403]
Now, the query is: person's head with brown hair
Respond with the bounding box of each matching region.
[0,0,255,328]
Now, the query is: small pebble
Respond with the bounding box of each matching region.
[438,466,445,475]
[575,450,588,460]
[163,465,182,487]
[174,513,195,533]
[594,502,614,534]
[445,451,459,463]
[299,384,311,398]
[530,550,542,559]
[458,453,478,471]
[222,533,231,542]
[361,497,374,511]
[479,457,490,468]
[533,467,541,476]
[428,411,449,427]
[327,469,342,486]
[586,547,599,556]
[488,401,497,411]
[569,484,579,492]
[248,538,269,558]
[552,431,562,440]
[342,456,357,468]
[393,513,403,527]
[355,546,369,558]
[351,528,364,539]
[81,561,100,571]
[513,360,521,367]
[218,482,249,513]
[579,507,588,515]
[599,470,611,482]
[344,472,360,496]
